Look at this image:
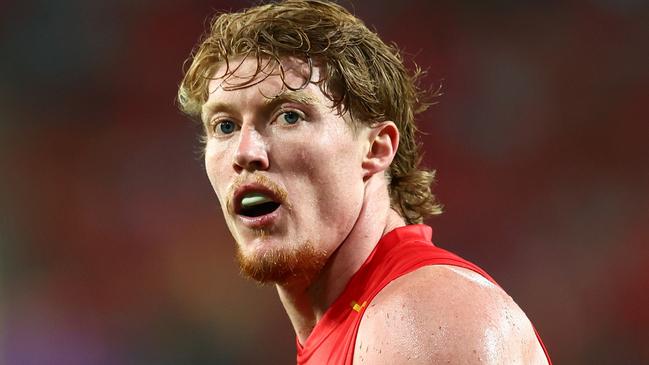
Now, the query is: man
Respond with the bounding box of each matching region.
[178,0,551,363]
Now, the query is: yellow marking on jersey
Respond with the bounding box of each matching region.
[351,300,367,313]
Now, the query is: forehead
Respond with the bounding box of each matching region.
[205,56,325,105]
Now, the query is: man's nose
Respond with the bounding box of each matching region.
[233,125,269,172]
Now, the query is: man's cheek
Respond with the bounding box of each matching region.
[288,144,334,171]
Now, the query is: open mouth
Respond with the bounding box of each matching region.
[237,192,281,218]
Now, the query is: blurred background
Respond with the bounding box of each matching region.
[1,0,648,363]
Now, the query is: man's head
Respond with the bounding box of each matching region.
[178,0,442,283]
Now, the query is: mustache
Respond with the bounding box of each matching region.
[226,174,289,215]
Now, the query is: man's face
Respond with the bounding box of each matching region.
[203,57,369,284]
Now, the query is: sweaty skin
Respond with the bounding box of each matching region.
[203,56,547,363]
[354,266,549,364]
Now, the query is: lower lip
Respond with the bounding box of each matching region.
[237,206,282,229]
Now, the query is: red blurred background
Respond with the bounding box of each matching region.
[1,0,648,363]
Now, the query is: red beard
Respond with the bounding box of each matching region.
[236,241,328,284]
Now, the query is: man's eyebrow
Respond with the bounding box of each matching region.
[263,90,320,108]
[201,102,236,124]
[201,90,320,124]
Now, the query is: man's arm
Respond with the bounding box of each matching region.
[354,265,548,364]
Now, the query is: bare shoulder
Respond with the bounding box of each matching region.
[354,265,548,364]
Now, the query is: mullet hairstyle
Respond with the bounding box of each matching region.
[178,0,442,223]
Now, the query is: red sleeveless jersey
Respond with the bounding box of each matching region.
[296,224,551,364]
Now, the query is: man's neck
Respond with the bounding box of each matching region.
[276,177,406,344]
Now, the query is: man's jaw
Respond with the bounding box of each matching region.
[222,174,330,285]
[235,239,328,285]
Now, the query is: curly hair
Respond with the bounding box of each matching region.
[178,0,442,223]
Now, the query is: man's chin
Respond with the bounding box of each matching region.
[235,241,328,285]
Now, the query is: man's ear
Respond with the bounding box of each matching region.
[362,121,399,180]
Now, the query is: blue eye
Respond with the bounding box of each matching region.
[281,111,300,124]
[218,120,236,134]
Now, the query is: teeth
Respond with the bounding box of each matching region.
[241,193,274,208]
